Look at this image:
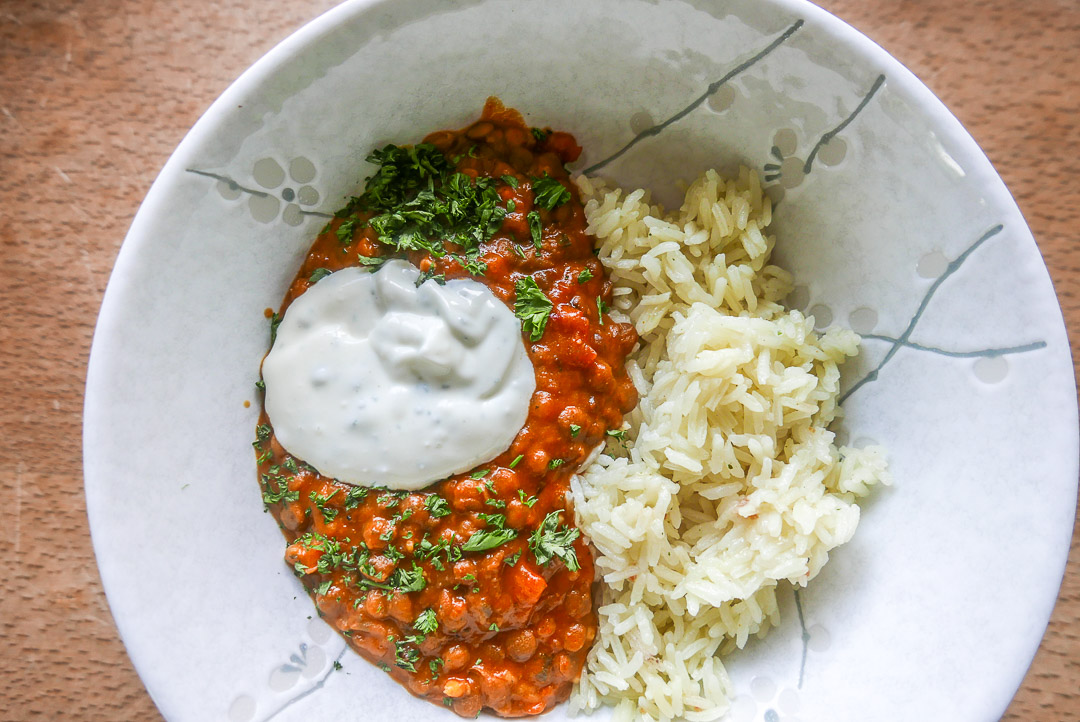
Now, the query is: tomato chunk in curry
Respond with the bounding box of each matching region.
[254,100,638,717]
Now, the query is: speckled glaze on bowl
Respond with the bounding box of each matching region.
[83,1,1078,721]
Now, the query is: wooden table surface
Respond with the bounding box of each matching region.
[1,0,1076,719]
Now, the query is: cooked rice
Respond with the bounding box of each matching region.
[569,170,890,722]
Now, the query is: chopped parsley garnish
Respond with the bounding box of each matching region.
[488,623,500,631]
[377,491,404,508]
[506,200,516,213]
[478,512,507,529]
[335,218,357,245]
[269,312,283,347]
[347,144,506,264]
[388,563,427,593]
[413,608,439,635]
[260,472,298,507]
[516,490,538,508]
[578,268,594,283]
[484,498,506,508]
[357,253,387,268]
[344,486,368,509]
[416,536,461,570]
[395,642,420,672]
[255,379,265,391]
[504,549,522,566]
[291,532,370,579]
[548,458,565,470]
[606,429,627,441]
[357,143,449,210]
[597,296,608,325]
[309,489,340,522]
[531,127,550,143]
[470,469,491,479]
[254,424,272,444]
[532,174,571,210]
[308,267,332,284]
[453,253,487,276]
[569,424,581,437]
[316,579,332,596]
[527,210,542,250]
[415,268,446,287]
[509,454,524,469]
[425,494,451,518]
[501,174,519,189]
[529,510,581,571]
[333,661,343,671]
[514,277,552,342]
[461,527,517,553]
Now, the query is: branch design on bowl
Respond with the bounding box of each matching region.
[840,223,1047,404]
[582,18,805,175]
[763,74,886,203]
[227,619,348,722]
[187,156,333,226]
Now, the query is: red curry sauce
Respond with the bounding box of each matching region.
[254,100,638,717]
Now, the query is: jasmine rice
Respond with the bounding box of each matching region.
[569,170,890,722]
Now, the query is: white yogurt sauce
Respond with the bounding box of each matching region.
[261,260,535,490]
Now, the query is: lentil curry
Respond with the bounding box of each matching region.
[254,99,638,717]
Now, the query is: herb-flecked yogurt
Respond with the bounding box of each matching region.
[261,260,535,489]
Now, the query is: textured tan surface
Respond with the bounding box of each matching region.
[0,0,1075,719]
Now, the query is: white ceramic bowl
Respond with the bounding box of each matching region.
[84,1,1078,721]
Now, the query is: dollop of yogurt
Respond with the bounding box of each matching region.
[262,260,535,490]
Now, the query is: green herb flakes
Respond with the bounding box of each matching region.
[425,494,451,518]
[269,312,283,347]
[527,210,542,250]
[335,219,357,245]
[413,608,439,635]
[532,174,571,210]
[395,642,420,673]
[388,563,427,593]
[514,277,552,342]
[415,268,446,287]
[308,267,332,284]
[462,527,517,553]
[344,486,369,509]
[529,510,581,571]
[357,253,387,268]
[478,512,507,529]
